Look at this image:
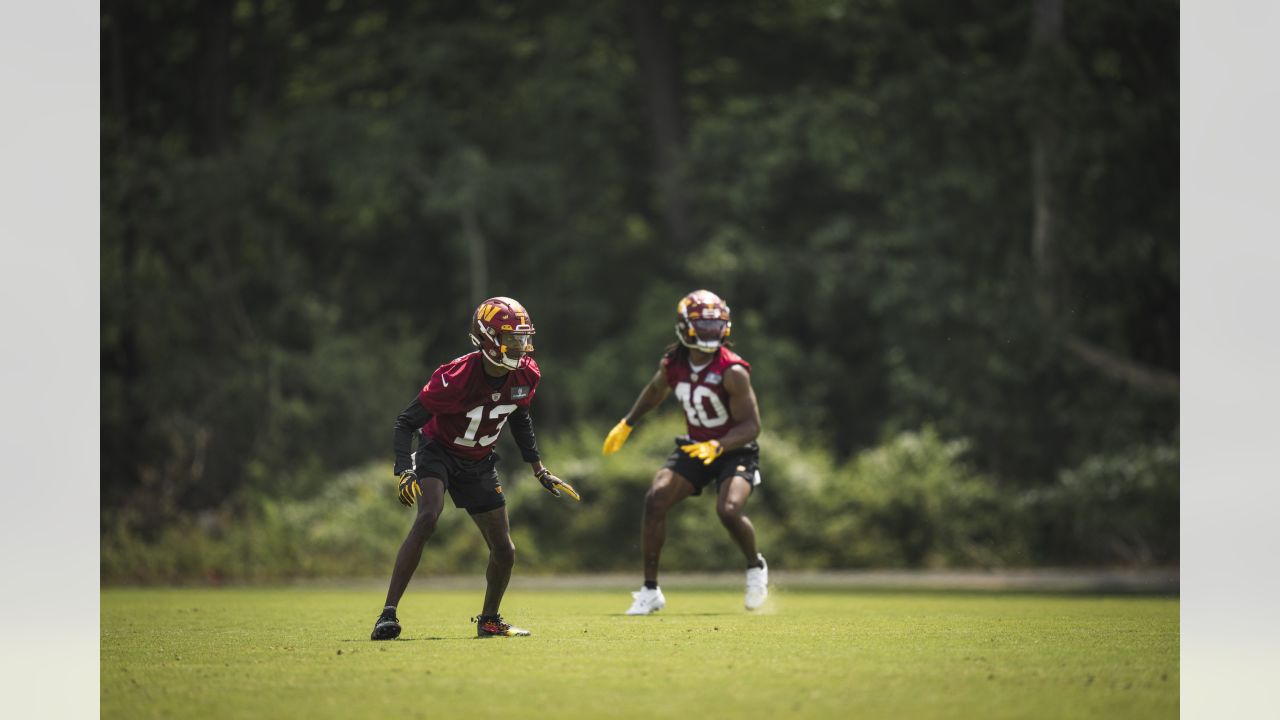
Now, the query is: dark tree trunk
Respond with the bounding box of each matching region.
[249,0,272,115]
[1029,0,1063,318]
[464,204,488,307]
[104,8,128,135]
[197,0,234,153]
[628,0,692,255]
[1026,0,1178,395]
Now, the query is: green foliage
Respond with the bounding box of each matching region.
[780,428,1025,569]
[102,464,489,583]
[101,420,1175,583]
[1022,441,1180,566]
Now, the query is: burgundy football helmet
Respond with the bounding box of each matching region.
[470,296,536,370]
[675,289,732,351]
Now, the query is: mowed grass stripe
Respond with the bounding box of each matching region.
[102,589,1177,720]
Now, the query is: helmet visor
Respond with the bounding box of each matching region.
[500,331,535,353]
[690,319,728,342]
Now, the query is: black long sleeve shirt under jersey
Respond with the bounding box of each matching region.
[391,393,541,476]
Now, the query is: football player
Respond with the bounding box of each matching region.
[602,290,768,614]
[372,297,576,640]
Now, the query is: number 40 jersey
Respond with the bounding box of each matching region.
[417,351,540,460]
[662,346,751,442]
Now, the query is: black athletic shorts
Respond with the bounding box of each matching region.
[663,436,762,496]
[412,439,506,515]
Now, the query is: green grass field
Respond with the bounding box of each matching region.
[102,587,1177,719]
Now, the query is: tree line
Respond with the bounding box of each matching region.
[102,0,1178,562]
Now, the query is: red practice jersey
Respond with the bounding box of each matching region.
[416,352,540,459]
[663,346,751,442]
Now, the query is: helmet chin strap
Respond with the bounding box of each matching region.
[477,345,522,370]
[675,325,722,351]
[472,331,508,369]
[498,347,523,369]
[478,347,518,369]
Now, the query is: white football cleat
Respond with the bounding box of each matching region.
[625,586,666,615]
[745,554,768,610]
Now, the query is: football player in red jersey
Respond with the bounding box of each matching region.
[371,297,578,640]
[602,290,768,614]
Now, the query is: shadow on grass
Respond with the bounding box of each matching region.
[604,612,736,618]
[340,636,464,642]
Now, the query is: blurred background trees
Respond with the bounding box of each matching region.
[101,0,1178,576]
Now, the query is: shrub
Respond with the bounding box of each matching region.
[783,427,1025,569]
[1021,442,1179,565]
[101,420,1175,582]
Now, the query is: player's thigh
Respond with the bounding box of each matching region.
[412,444,451,520]
[469,504,513,548]
[661,444,721,497]
[716,473,754,516]
[648,467,695,508]
[714,447,761,509]
[415,474,447,520]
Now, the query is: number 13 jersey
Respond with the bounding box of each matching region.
[416,351,541,460]
[662,346,751,442]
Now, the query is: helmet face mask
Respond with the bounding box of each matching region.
[497,330,534,366]
[470,297,536,370]
[675,290,732,352]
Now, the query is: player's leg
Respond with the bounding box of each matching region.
[469,504,529,637]
[642,467,695,584]
[715,473,758,564]
[384,476,447,607]
[717,472,768,610]
[626,467,694,615]
[372,475,446,639]
[470,504,516,617]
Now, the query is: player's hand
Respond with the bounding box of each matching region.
[397,470,422,507]
[536,468,580,501]
[602,419,633,455]
[680,439,724,465]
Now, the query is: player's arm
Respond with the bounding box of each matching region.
[511,406,580,501]
[624,366,673,425]
[716,365,761,451]
[680,365,760,464]
[392,397,432,506]
[392,397,432,475]
[508,406,542,466]
[602,367,671,454]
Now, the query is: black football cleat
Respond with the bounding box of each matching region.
[371,612,402,640]
[473,614,531,638]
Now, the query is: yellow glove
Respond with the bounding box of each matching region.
[602,419,633,455]
[398,471,422,507]
[536,468,581,501]
[680,439,724,465]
